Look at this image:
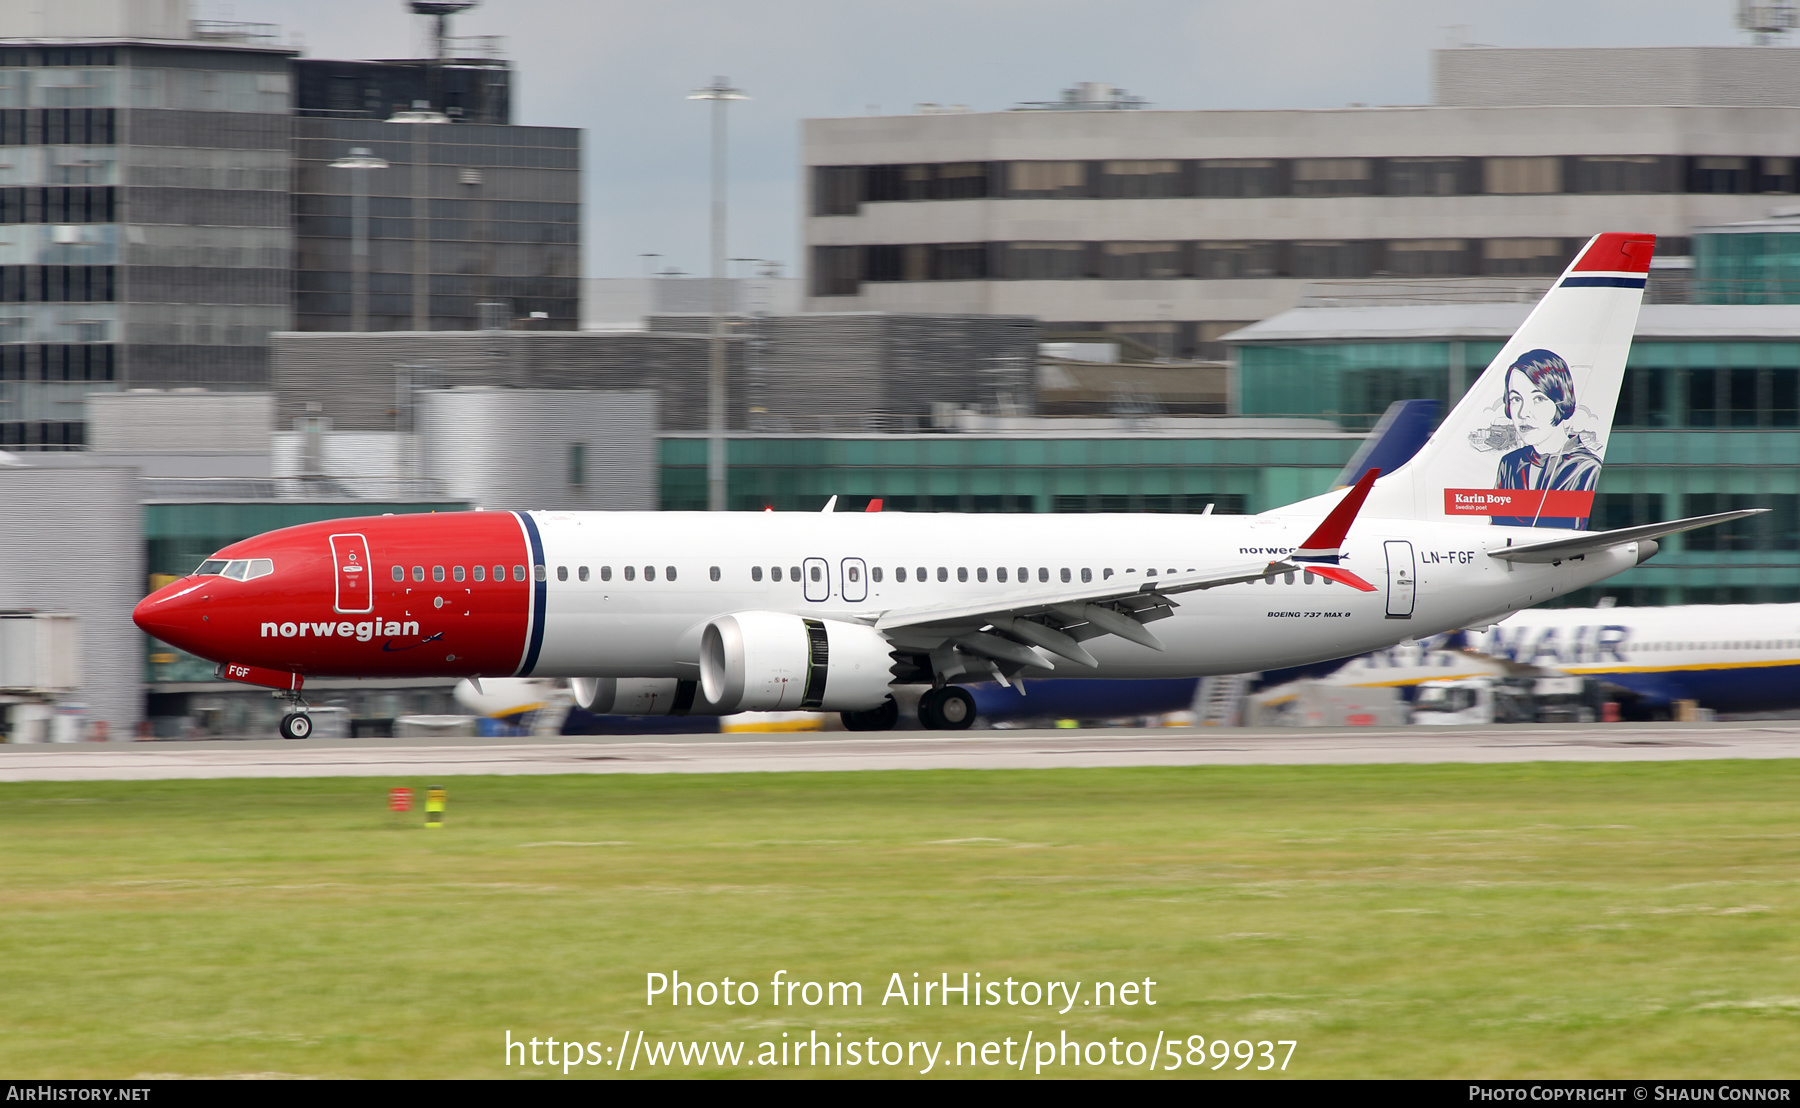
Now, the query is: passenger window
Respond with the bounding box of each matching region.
[957,568,968,583]
[1060,568,1071,583]
[556,566,568,582]
[494,565,505,581]
[809,565,821,583]
[578,566,589,582]
[644,565,656,582]
[534,565,547,582]
[917,566,927,581]
[937,567,948,583]
[601,566,612,581]
[433,566,445,582]
[473,565,485,581]
[848,566,861,583]
[513,565,526,582]
[625,565,637,581]
[454,566,466,582]
[1102,568,1112,580]
[666,566,676,581]
[996,567,1007,583]
[709,566,720,581]
[1019,567,1028,582]
[790,566,801,581]
[896,567,906,583]
[771,566,781,582]
[1283,571,1295,584]
[1081,568,1092,583]
[871,567,883,583]
[392,565,404,582]
[1303,570,1315,584]
[1039,568,1049,582]
[1146,568,1157,577]
[413,566,425,582]
[752,566,763,582]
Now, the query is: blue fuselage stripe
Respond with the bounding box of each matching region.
[516,511,548,676]
[1560,275,1647,289]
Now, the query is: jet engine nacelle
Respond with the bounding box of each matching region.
[571,677,716,716]
[700,611,894,713]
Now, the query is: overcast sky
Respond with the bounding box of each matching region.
[223,1,1751,278]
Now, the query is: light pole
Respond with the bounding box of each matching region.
[688,76,748,512]
[330,147,389,332]
[387,103,450,330]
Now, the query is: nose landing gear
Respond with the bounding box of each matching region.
[918,686,976,730]
[274,688,312,740]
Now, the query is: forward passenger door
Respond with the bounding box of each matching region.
[803,556,830,602]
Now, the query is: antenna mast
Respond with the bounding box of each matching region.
[1739,0,1797,44]
[408,1,479,58]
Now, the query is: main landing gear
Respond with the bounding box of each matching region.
[918,686,976,731]
[841,696,900,732]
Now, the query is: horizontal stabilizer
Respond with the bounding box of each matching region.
[1488,509,1765,564]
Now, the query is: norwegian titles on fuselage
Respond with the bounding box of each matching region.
[261,619,420,642]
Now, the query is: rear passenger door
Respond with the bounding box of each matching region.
[841,557,868,602]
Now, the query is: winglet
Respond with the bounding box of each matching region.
[865,498,884,513]
[1294,467,1379,565]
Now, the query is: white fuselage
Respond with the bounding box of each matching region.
[521,510,1638,680]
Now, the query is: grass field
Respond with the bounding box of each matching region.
[2,762,1798,1078]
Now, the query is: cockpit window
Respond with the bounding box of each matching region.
[219,558,275,581]
[204,558,273,581]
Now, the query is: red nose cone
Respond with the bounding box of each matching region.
[133,578,216,658]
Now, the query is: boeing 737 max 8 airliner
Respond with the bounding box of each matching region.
[133,233,1759,737]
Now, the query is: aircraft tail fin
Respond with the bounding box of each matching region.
[1360,232,1655,530]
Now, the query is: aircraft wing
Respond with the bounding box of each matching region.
[877,558,1296,633]
[869,559,1300,672]
[1488,508,1766,564]
[871,469,1384,676]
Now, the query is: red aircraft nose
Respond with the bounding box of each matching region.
[133,578,219,658]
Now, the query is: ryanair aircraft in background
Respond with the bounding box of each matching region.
[1335,604,1800,717]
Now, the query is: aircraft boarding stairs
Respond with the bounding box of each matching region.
[1193,673,1252,727]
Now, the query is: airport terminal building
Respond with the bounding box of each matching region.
[804,48,1800,359]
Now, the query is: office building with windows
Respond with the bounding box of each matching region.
[0,8,293,447]
[805,48,1800,359]
[289,114,580,332]
[0,0,580,450]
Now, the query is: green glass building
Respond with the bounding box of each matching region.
[1229,302,1800,606]
[663,300,1800,609]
